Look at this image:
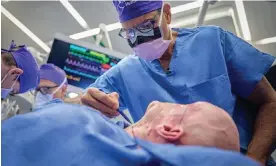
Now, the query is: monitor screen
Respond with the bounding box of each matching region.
[47,38,122,89]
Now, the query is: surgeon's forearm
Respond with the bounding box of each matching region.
[247,102,276,163]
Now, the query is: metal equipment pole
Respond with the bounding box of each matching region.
[196,1,209,27]
[196,0,218,27]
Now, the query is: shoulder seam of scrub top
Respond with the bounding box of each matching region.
[198,26,240,62]
[175,27,201,42]
[223,30,241,62]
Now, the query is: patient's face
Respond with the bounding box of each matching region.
[127,101,240,152]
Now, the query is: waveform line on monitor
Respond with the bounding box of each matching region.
[66,75,81,82]
[64,66,99,80]
[65,59,101,73]
[69,46,107,61]
[89,50,110,64]
[70,44,87,53]
[67,54,100,66]
[69,49,110,64]
[69,52,104,64]
[69,51,104,62]
[67,55,101,67]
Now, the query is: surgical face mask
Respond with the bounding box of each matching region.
[34,79,66,107]
[1,72,19,99]
[129,5,172,61]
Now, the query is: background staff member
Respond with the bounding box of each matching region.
[1,40,39,99]
[33,63,67,109]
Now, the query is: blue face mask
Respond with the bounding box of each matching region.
[34,92,55,106]
[1,88,13,99]
[1,72,19,99]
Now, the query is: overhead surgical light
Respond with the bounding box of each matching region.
[106,22,122,32]
[1,6,50,53]
[69,0,203,40]
[70,28,101,40]
[171,7,229,27]
[60,0,89,30]
[235,0,251,41]
[171,0,202,14]
[255,36,276,45]
[228,8,241,38]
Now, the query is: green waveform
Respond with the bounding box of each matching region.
[69,52,104,64]
[69,46,110,64]
[89,51,109,63]
[70,50,108,63]
[69,52,103,64]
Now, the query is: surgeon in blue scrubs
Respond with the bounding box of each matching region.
[74,1,276,164]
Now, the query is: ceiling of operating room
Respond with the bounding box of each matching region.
[1,1,276,56]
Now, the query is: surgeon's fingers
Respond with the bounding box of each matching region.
[83,88,119,115]
[81,92,117,117]
[88,88,119,110]
[108,92,119,109]
[109,92,119,99]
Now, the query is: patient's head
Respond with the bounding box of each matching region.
[126,101,240,152]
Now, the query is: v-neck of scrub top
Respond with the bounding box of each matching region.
[139,28,193,94]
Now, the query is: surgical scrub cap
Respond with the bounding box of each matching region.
[113,0,163,22]
[1,40,39,93]
[39,63,67,86]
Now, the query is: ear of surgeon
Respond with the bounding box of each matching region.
[1,60,23,97]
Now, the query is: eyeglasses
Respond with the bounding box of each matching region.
[118,10,161,40]
[31,85,59,95]
[119,20,156,39]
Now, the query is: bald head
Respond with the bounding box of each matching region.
[127,101,240,152]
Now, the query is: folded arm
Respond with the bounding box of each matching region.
[246,77,276,163]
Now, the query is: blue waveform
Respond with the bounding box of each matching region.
[70,44,87,53]
[64,67,99,80]
[110,62,116,67]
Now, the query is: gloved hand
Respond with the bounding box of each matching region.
[81,88,120,118]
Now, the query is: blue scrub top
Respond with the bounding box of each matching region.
[2,103,259,166]
[89,26,275,151]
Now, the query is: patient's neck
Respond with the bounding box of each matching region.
[125,122,145,139]
[125,120,168,144]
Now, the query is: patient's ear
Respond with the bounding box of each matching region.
[156,124,183,142]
